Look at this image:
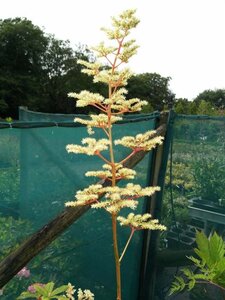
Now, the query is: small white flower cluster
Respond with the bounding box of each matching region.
[117,213,167,231]
[66,130,163,158]
[115,131,164,151]
[77,288,95,300]
[92,42,117,58]
[75,114,122,135]
[77,60,102,77]
[66,138,110,156]
[65,184,103,207]
[69,87,147,114]
[97,184,160,214]
[66,283,75,299]
[68,90,104,108]
[75,115,122,128]
[85,163,136,180]
[94,68,133,87]
[66,283,94,300]
[66,183,160,214]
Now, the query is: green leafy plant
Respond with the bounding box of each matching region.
[170,231,225,295]
[17,281,94,300]
[192,155,225,203]
[65,9,166,300]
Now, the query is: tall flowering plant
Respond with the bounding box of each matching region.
[66,9,166,300]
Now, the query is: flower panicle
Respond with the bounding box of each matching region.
[92,199,138,214]
[91,42,117,58]
[65,184,103,207]
[77,288,94,300]
[93,68,133,87]
[101,9,139,40]
[68,90,104,108]
[77,59,102,77]
[66,283,75,299]
[117,213,167,231]
[75,114,122,135]
[66,138,110,156]
[85,164,136,180]
[66,183,160,213]
[114,131,164,151]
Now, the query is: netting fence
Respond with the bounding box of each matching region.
[153,112,225,300]
[1,108,225,299]
[0,108,163,299]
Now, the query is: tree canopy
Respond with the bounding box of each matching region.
[127,73,173,111]
[0,18,47,116]
[0,18,101,118]
[0,17,224,118]
[194,89,225,109]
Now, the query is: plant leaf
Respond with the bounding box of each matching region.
[51,285,68,296]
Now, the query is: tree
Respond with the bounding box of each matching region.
[194,89,225,109]
[174,98,198,115]
[126,73,173,111]
[0,18,102,117]
[39,36,81,113]
[196,100,216,116]
[0,18,48,117]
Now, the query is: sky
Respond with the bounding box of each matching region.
[1,0,225,100]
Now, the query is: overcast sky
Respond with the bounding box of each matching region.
[1,0,225,100]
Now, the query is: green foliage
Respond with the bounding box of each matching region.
[194,89,225,109]
[17,282,94,300]
[169,231,225,295]
[17,282,69,299]
[0,217,32,260]
[165,161,194,191]
[174,89,225,116]
[0,17,103,117]
[192,155,225,202]
[0,18,48,117]
[196,100,216,116]
[126,72,173,111]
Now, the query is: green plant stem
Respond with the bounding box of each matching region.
[112,213,122,300]
[119,228,135,263]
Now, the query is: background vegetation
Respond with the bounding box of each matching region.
[0,17,224,119]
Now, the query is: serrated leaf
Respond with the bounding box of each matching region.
[208,232,225,265]
[195,231,210,264]
[169,282,183,295]
[188,278,196,291]
[214,258,225,278]
[175,276,186,287]
[214,271,225,289]
[169,275,186,295]
[187,255,204,269]
[182,268,194,279]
